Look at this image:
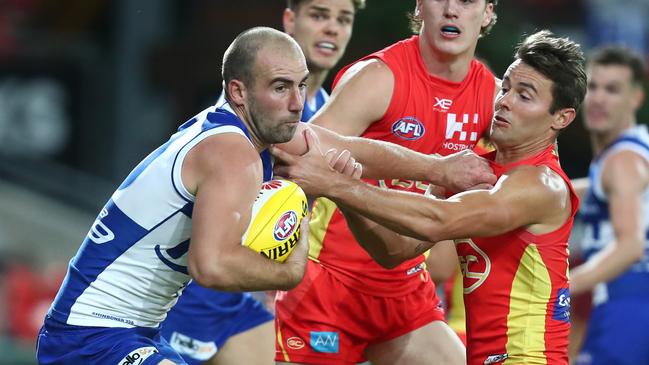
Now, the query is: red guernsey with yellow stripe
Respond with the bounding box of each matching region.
[309,35,496,297]
[457,146,577,365]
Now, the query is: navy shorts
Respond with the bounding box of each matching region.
[160,283,273,365]
[37,316,187,365]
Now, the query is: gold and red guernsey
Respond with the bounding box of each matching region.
[458,145,578,365]
[308,35,497,297]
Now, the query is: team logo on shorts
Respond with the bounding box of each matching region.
[392,117,425,140]
[274,211,298,241]
[286,337,305,350]
[120,346,158,365]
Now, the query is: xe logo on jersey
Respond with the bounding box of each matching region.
[434,97,453,111]
[391,117,425,140]
[310,331,339,353]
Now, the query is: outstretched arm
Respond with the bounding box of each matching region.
[570,151,648,295]
[275,58,496,192]
[273,143,572,249]
[186,133,308,292]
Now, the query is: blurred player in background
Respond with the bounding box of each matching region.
[274,29,586,365]
[571,46,649,365]
[273,1,499,364]
[161,1,364,364]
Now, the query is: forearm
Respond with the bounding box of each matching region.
[191,246,304,292]
[570,238,644,295]
[341,208,432,269]
[312,124,440,182]
[327,175,443,242]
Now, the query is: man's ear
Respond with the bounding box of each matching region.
[226,79,247,107]
[283,8,296,35]
[551,108,577,131]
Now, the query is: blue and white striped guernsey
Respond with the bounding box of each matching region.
[579,124,649,304]
[47,102,272,328]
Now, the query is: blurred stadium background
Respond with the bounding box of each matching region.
[0,1,647,363]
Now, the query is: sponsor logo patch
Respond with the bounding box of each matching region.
[484,353,508,364]
[286,336,305,350]
[310,331,339,353]
[553,287,571,323]
[406,262,425,276]
[445,113,479,142]
[392,117,425,140]
[169,332,218,361]
[119,346,159,365]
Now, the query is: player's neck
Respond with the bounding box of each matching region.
[494,137,555,165]
[231,104,266,152]
[306,67,329,101]
[590,119,637,156]
[419,36,474,83]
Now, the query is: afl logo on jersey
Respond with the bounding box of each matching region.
[456,238,491,293]
[274,211,298,241]
[392,117,425,140]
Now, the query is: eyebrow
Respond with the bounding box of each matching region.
[518,81,538,94]
[310,5,354,16]
[270,74,310,85]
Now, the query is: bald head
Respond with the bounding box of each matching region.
[222,27,305,97]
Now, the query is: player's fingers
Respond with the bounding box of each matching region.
[273,165,290,179]
[324,148,338,165]
[298,217,310,246]
[484,172,498,185]
[304,128,323,155]
[342,157,357,176]
[468,183,493,191]
[351,162,363,179]
[331,150,352,172]
[269,146,296,164]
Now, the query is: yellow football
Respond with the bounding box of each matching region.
[242,179,308,262]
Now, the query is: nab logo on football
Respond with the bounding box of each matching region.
[274,211,298,241]
[262,180,283,190]
[392,117,425,140]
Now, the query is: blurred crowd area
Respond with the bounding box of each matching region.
[0,1,648,363]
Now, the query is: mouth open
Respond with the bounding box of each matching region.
[441,25,461,36]
[316,41,338,53]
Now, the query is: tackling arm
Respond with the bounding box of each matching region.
[275,59,496,192]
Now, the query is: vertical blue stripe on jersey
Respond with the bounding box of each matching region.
[260,149,273,181]
[301,88,327,123]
